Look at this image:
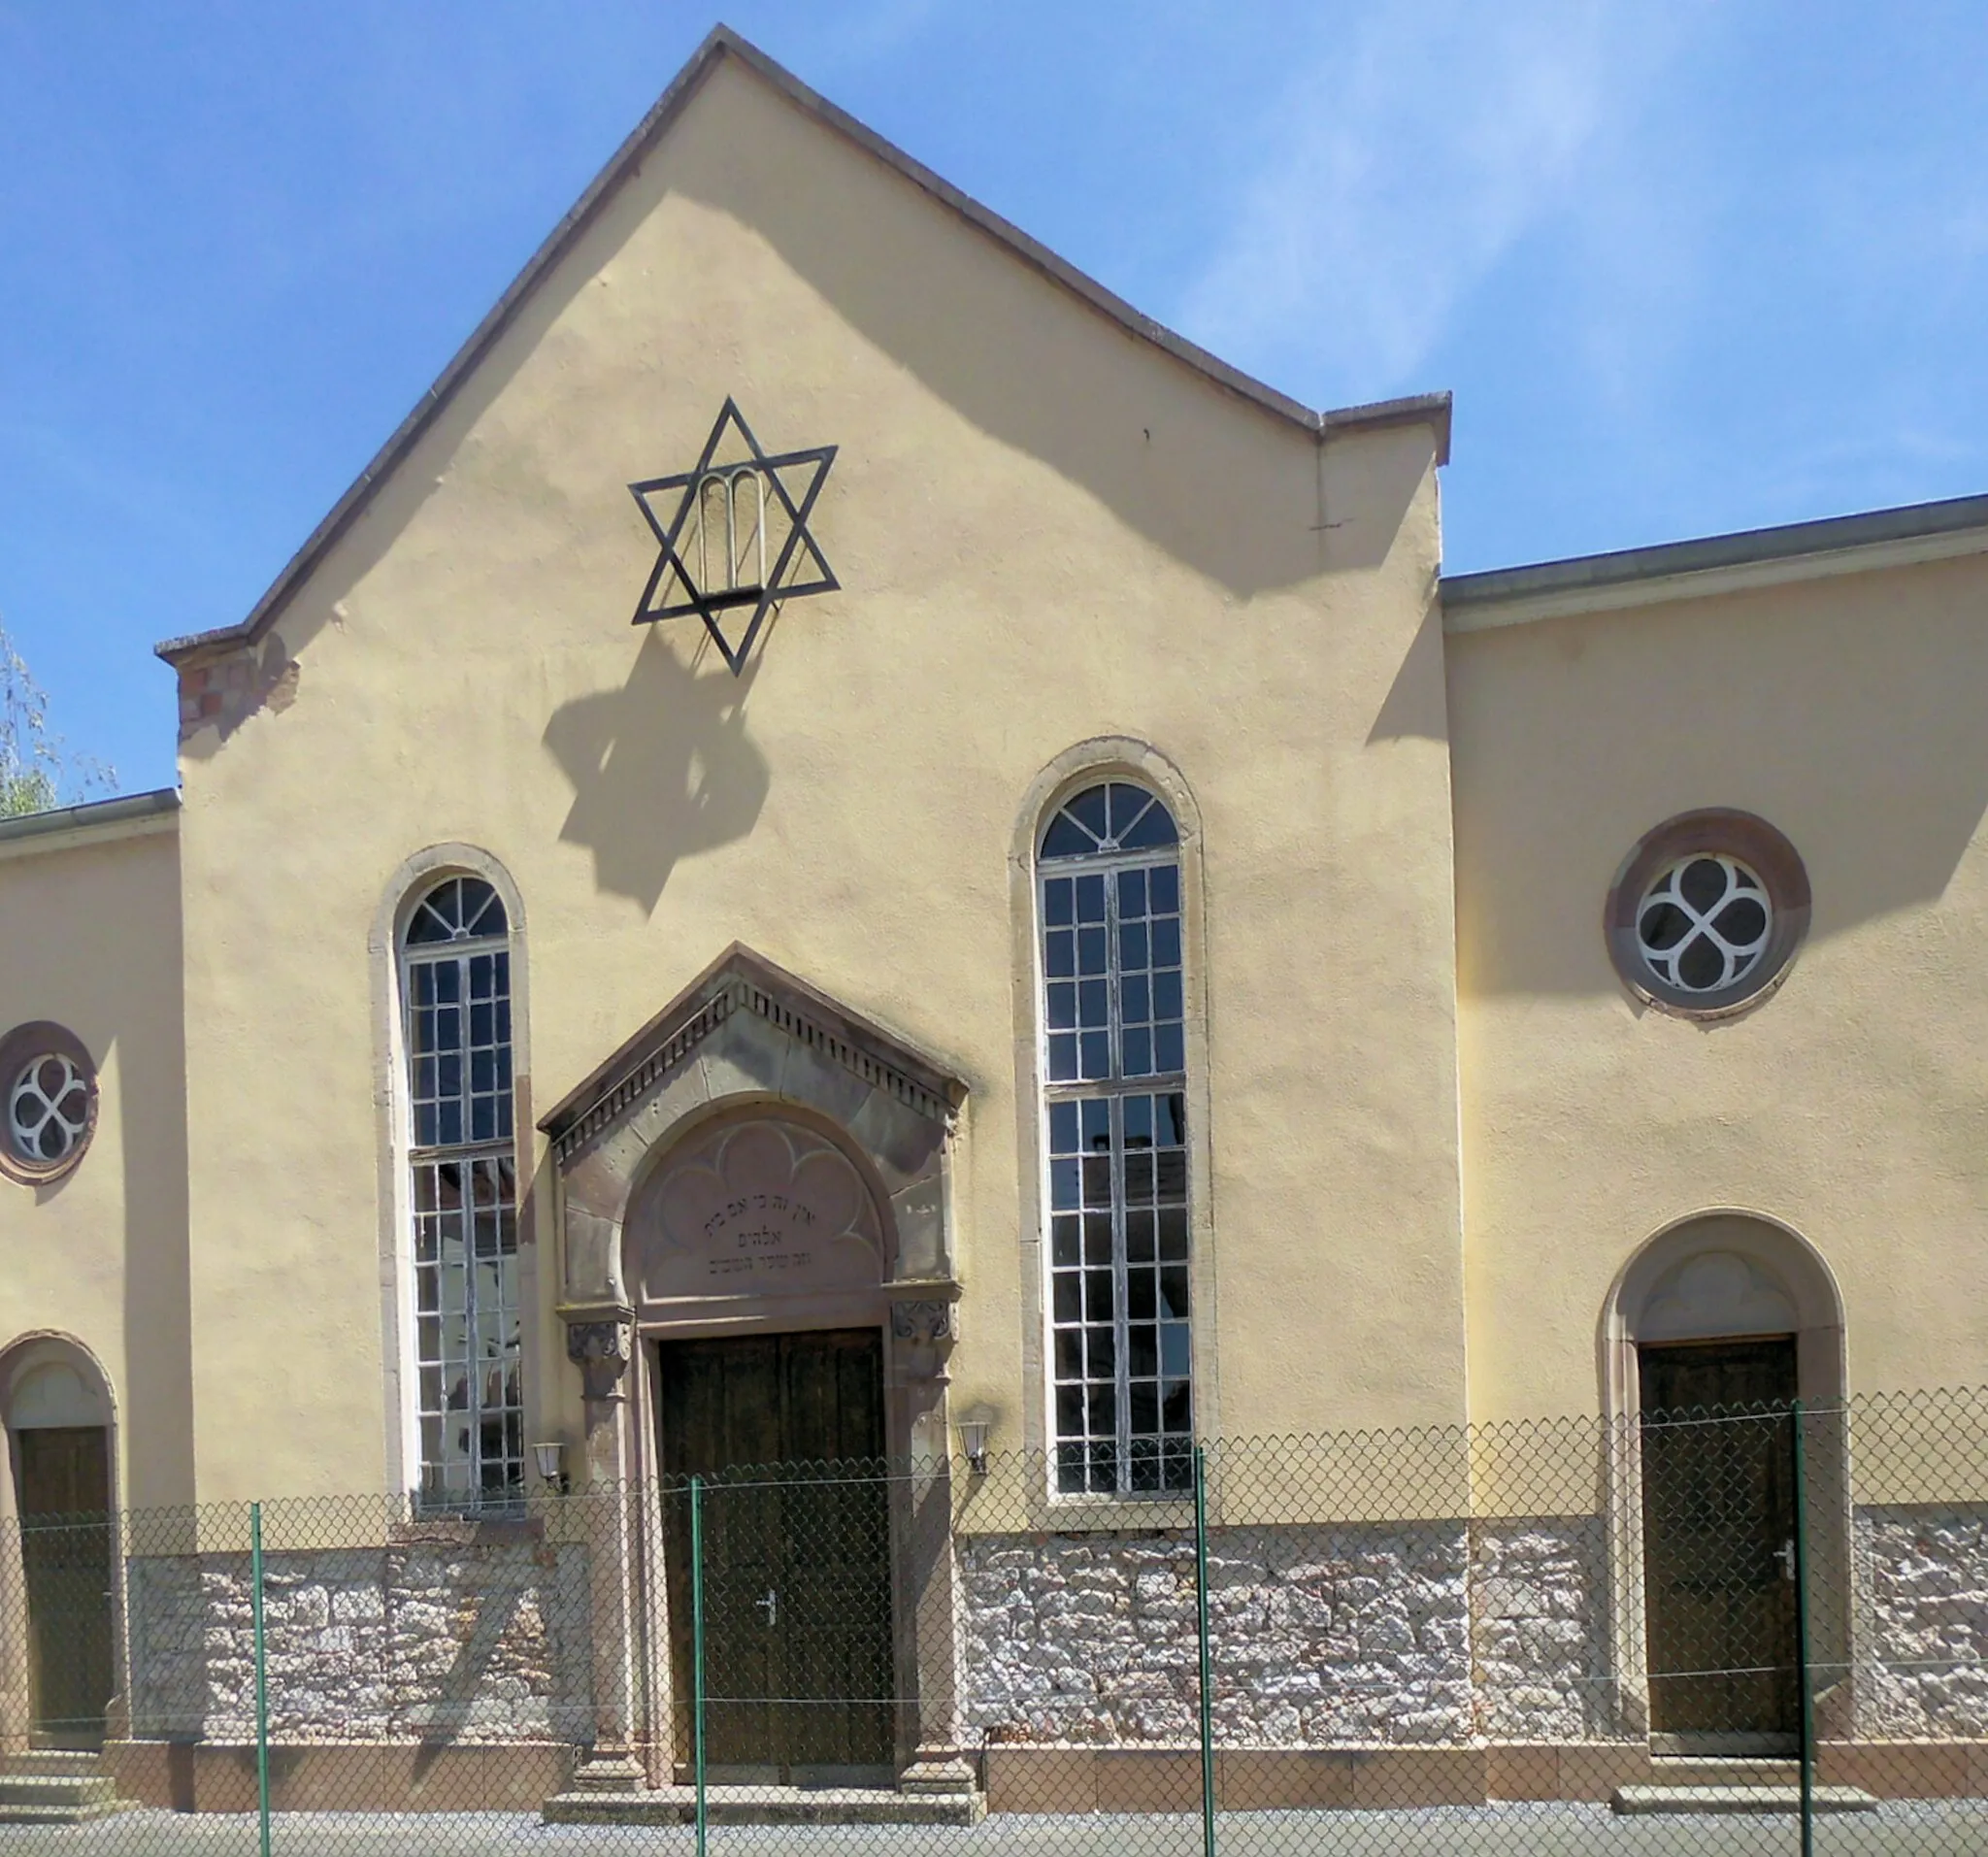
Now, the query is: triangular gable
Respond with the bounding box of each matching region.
[154,23,1448,669]
[540,942,966,1165]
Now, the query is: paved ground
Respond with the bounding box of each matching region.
[0,1806,1981,1857]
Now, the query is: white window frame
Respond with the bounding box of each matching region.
[1037,785,1194,1496]
[397,878,524,1510]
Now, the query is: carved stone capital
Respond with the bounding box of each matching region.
[562,1308,635,1404]
[890,1299,956,1346]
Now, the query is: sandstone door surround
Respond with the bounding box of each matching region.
[539,944,970,1793]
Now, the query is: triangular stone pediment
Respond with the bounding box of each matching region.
[540,942,965,1166]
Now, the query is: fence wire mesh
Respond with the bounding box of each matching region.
[0,1387,1981,1854]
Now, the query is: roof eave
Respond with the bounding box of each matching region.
[1442,491,1988,633]
[0,787,181,858]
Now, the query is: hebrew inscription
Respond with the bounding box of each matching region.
[631,1117,884,1304]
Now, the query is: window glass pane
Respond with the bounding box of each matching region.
[1068,786,1109,843]
[403,915,519,1506]
[1036,786,1192,1496]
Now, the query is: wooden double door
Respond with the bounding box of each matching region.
[15,1428,115,1748]
[658,1330,895,1780]
[1639,1338,1800,1747]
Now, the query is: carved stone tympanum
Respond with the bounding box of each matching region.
[629,1117,884,1306]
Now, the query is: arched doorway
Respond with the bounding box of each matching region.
[631,1112,898,1784]
[541,945,969,1797]
[1605,1216,1848,1754]
[0,1343,116,1748]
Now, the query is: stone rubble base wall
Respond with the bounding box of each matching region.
[1468,1517,1610,1741]
[112,1499,1988,1753]
[1859,1505,1988,1740]
[125,1542,595,1742]
[958,1523,1479,1746]
[960,1506,1988,1749]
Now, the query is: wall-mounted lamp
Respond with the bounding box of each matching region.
[956,1408,995,1477]
[532,1440,570,1496]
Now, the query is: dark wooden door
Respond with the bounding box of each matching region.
[659,1330,892,1778]
[1639,1339,1799,1743]
[16,1428,114,1748]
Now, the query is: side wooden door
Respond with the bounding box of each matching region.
[1639,1338,1799,1745]
[16,1427,115,1748]
[659,1330,892,1778]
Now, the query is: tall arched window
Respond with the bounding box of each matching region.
[400,875,521,1508]
[1038,780,1191,1494]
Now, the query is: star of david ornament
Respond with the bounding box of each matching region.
[628,400,838,675]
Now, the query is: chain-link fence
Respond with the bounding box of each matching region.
[0,1387,1982,1853]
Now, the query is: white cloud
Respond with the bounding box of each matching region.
[1176,0,1676,403]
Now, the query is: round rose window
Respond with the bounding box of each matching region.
[1636,854,1773,994]
[11,1054,92,1164]
[1605,811,1809,1016]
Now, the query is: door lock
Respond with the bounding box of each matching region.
[755,1588,778,1628]
[1775,1539,1797,1582]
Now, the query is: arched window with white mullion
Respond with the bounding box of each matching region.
[1038,780,1192,1495]
[400,875,522,1509]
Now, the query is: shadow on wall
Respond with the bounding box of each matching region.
[543,628,769,913]
[1367,604,1449,746]
[668,70,1427,598]
[1451,587,1988,996]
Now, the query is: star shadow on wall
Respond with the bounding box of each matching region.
[628,399,838,676]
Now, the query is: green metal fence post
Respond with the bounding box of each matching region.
[1193,1443,1215,1857]
[690,1476,708,1857]
[1790,1401,1814,1857]
[249,1502,271,1857]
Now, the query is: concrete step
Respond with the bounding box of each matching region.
[0,1774,119,1807]
[3,1752,104,1776]
[1614,1784,1878,1816]
[1647,1759,1799,1787]
[0,1763,132,1825]
[544,1784,984,1827]
[0,1801,136,1825]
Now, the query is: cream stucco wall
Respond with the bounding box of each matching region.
[0,821,192,1509]
[1448,548,1988,1422]
[171,57,1465,1500]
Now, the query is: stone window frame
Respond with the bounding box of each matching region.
[0,1021,100,1187]
[369,846,536,1509]
[1010,739,1220,1514]
[1604,810,1810,1019]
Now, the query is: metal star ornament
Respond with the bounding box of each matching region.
[628,399,839,675]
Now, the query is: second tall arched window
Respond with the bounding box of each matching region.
[1038,780,1192,1494]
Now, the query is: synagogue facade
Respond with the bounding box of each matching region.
[0,24,1984,1817]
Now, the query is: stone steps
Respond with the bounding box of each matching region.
[1614,1783,1878,1815]
[543,1783,984,1827]
[0,1759,136,1826]
[1647,1758,1800,1786]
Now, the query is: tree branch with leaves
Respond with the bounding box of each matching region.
[0,625,116,816]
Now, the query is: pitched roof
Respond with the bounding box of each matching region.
[155,24,1451,667]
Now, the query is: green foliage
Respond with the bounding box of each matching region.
[0,624,115,816]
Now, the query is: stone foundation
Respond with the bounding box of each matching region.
[1468,1517,1610,1741]
[958,1524,1473,1746]
[1857,1504,1988,1739]
[125,1537,593,1742]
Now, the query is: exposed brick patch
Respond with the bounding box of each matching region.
[177,634,300,744]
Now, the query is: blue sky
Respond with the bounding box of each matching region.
[4,2,1986,795]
